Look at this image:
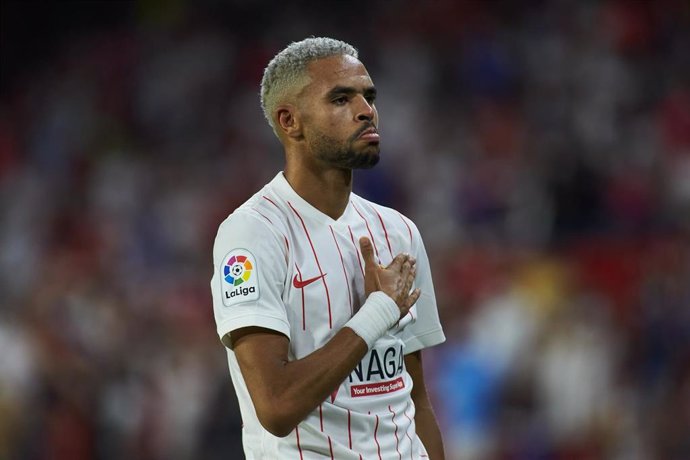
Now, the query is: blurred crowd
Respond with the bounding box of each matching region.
[1,0,689,459]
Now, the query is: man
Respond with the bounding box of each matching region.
[211,37,446,459]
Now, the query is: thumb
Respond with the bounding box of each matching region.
[359,236,377,269]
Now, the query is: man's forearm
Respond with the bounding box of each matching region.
[234,326,368,437]
[415,403,445,459]
[269,327,369,429]
[406,351,446,459]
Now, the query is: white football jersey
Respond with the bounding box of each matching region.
[211,172,445,459]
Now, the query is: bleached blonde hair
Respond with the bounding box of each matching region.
[260,37,358,136]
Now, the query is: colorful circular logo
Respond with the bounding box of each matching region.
[224,255,253,286]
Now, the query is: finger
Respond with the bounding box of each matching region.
[359,237,377,270]
[405,288,422,308]
[401,263,415,297]
[403,257,417,276]
[400,259,412,285]
[387,253,409,272]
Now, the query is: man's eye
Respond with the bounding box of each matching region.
[333,96,348,105]
[365,95,376,104]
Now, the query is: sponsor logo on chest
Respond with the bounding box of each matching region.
[348,344,406,397]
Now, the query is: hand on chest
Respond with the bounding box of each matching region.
[283,220,415,343]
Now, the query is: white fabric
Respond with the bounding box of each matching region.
[211,172,445,459]
[345,291,400,348]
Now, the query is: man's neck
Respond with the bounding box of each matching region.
[283,162,353,220]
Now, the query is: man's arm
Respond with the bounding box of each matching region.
[231,237,419,437]
[406,350,445,460]
[232,325,367,436]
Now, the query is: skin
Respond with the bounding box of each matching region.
[278,54,379,220]
[231,54,445,458]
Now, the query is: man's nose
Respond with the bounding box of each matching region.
[356,97,374,121]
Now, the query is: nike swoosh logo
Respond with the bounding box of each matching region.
[293,273,327,289]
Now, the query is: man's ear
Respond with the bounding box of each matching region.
[276,105,302,139]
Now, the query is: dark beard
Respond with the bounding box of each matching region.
[312,129,380,170]
[326,147,380,169]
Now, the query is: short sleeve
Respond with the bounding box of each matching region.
[211,210,290,347]
[400,219,446,354]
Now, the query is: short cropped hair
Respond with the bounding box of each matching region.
[260,37,358,135]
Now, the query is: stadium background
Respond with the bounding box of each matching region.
[1,0,689,458]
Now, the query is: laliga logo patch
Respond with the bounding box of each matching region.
[224,254,253,286]
[221,249,259,306]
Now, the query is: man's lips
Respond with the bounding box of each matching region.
[358,127,380,142]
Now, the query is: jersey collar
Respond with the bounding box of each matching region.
[271,171,354,226]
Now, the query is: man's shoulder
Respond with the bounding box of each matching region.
[216,180,290,239]
[350,192,418,234]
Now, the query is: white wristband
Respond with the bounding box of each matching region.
[345,291,400,348]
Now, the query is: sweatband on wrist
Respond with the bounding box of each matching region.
[345,291,400,348]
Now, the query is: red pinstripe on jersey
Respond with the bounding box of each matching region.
[318,403,335,460]
[296,426,304,460]
[294,264,306,330]
[371,204,394,259]
[397,211,413,245]
[403,403,414,460]
[289,201,333,329]
[256,209,273,225]
[256,209,290,257]
[260,195,291,254]
[319,403,324,431]
[347,409,353,449]
[389,405,402,460]
[262,195,280,209]
[352,201,380,262]
[374,414,382,460]
[347,226,365,279]
[330,225,353,316]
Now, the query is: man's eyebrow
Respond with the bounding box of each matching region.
[326,85,377,98]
